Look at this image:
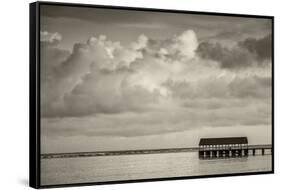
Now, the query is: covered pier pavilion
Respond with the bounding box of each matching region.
[199,137,248,159]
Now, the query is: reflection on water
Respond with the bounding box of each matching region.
[41,152,272,186]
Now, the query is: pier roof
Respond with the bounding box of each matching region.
[199,137,248,146]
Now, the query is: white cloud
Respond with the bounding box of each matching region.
[40,31,62,43]
[170,30,198,59]
[131,34,148,50]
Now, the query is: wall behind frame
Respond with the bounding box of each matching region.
[0,0,279,190]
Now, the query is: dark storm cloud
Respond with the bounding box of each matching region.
[196,34,272,69]
[196,41,253,69]
[238,34,272,61]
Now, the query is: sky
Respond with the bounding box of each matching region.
[40,4,272,153]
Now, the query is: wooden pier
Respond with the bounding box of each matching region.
[198,137,272,159]
[40,141,272,159]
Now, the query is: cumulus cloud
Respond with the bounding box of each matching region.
[42,31,157,117]
[52,66,160,117]
[168,30,198,59]
[41,29,271,140]
[41,29,202,117]
[139,30,198,61]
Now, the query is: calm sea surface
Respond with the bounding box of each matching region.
[41,152,272,186]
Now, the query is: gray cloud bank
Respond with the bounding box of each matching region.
[197,34,272,69]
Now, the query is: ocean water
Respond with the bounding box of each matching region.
[41,152,272,186]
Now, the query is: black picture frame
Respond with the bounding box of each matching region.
[30,1,274,189]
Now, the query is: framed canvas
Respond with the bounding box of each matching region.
[29,1,274,188]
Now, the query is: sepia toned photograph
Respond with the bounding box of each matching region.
[30,2,273,188]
